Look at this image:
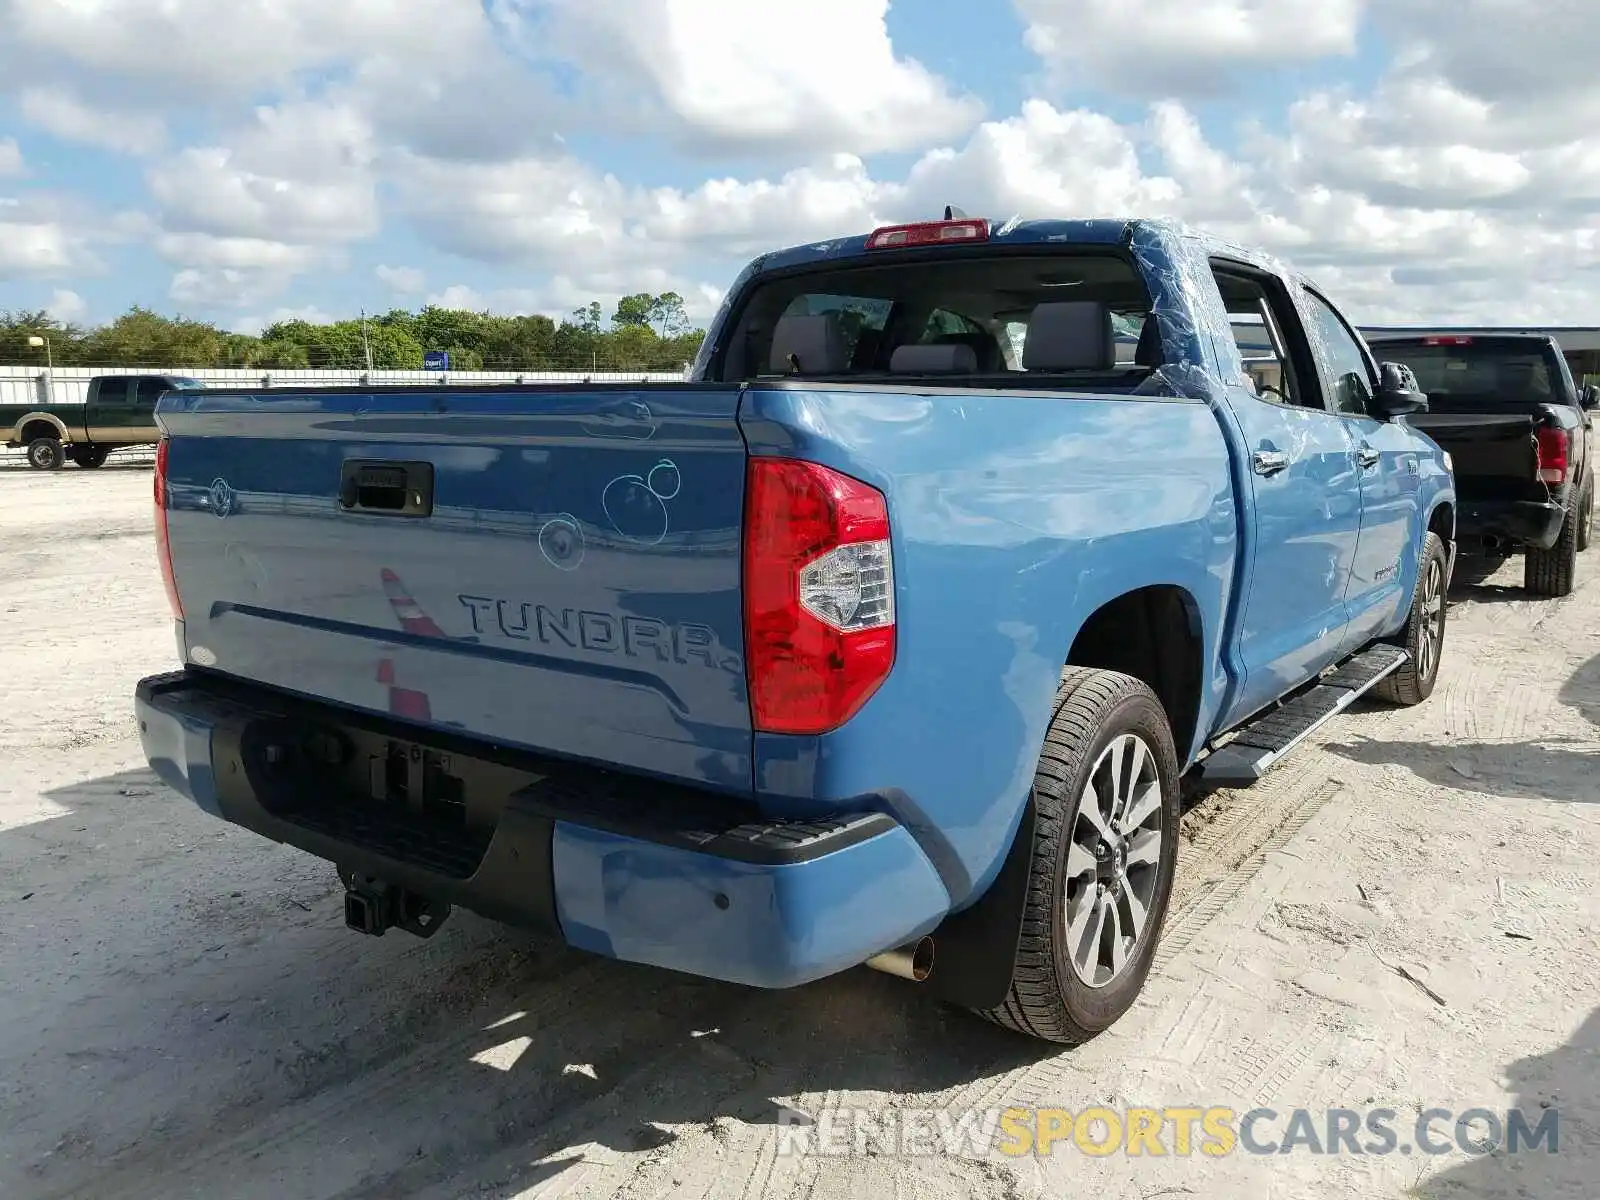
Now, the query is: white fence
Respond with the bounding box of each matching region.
[0,364,692,409]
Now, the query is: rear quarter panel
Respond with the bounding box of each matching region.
[739,384,1239,907]
[0,404,85,444]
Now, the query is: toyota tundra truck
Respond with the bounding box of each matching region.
[135,217,1455,1044]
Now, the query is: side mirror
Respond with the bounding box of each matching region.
[1372,361,1428,419]
[1581,383,1599,410]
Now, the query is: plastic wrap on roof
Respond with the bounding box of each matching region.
[1124,222,1234,400]
[1132,220,1365,405]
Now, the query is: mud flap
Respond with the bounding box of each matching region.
[921,797,1037,1010]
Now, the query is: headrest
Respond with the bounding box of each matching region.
[929,331,1004,372]
[889,343,979,374]
[769,313,848,375]
[1022,302,1115,372]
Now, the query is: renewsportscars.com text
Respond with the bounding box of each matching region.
[774,1105,1559,1159]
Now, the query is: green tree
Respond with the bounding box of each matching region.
[650,292,690,337]
[1,298,707,372]
[571,302,603,336]
[0,310,88,365]
[612,293,655,330]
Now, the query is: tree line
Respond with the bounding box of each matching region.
[0,292,707,372]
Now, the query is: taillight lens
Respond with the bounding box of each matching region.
[153,437,184,619]
[1536,426,1569,485]
[744,458,895,735]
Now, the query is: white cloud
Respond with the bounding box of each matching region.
[154,234,323,272]
[427,285,491,311]
[0,218,77,278]
[229,305,340,337]
[393,151,636,266]
[19,86,165,155]
[145,102,378,246]
[641,156,889,257]
[10,0,1600,330]
[140,100,379,304]
[899,102,1184,219]
[377,264,427,294]
[1377,0,1600,130]
[4,0,476,99]
[1015,0,1366,95]
[0,221,76,278]
[0,138,23,178]
[0,195,99,280]
[45,289,88,323]
[519,0,982,154]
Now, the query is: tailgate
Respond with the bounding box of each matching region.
[157,384,753,793]
[1409,411,1540,503]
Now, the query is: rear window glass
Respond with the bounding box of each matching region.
[1375,339,1565,407]
[717,252,1156,387]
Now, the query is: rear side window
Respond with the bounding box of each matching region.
[717,251,1156,387]
[1376,339,1561,407]
[94,377,128,404]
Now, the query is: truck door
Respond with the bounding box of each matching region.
[1300,287,1420,652]
[129,377,171,441]
[83,377,131,444]
[1211,262,1362,729]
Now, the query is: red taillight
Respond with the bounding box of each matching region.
[866,218,990,250]
[1423,335,1474,346]
[743,458,895,735]
[153,437,183,619]
[1536,425,1570,485]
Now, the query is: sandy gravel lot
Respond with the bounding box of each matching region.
[1,465,1596,1199]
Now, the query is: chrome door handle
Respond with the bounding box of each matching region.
[1252,449,1289,476]
[1357,446,1381,469]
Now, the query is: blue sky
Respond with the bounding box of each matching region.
[2,0,1598,333]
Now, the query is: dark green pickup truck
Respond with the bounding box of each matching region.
[2,373,204,469]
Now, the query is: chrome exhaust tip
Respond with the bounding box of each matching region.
[864,936,935,983]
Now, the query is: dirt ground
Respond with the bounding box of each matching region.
[2,465,1596,1200]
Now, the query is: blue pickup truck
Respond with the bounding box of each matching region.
[135,217,1455,1044]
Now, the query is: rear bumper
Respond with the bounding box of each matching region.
[135,671,949,989]
[1457,498,1567,550]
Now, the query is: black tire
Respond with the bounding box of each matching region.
[71,447,109,469]
[26,436,65,470]
[978,668,1181,1045]
[1372,531,1448,706]
[1525,495,1580,597]
[1578,476,1594,553]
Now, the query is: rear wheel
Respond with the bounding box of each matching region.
[26,436,65,470]
[1525,495,1580,597]
[1373,532,1448,706]
[71,446,109,469]
[978,668,1180,1045]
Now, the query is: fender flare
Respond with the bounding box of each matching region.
[12,411,71,444]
